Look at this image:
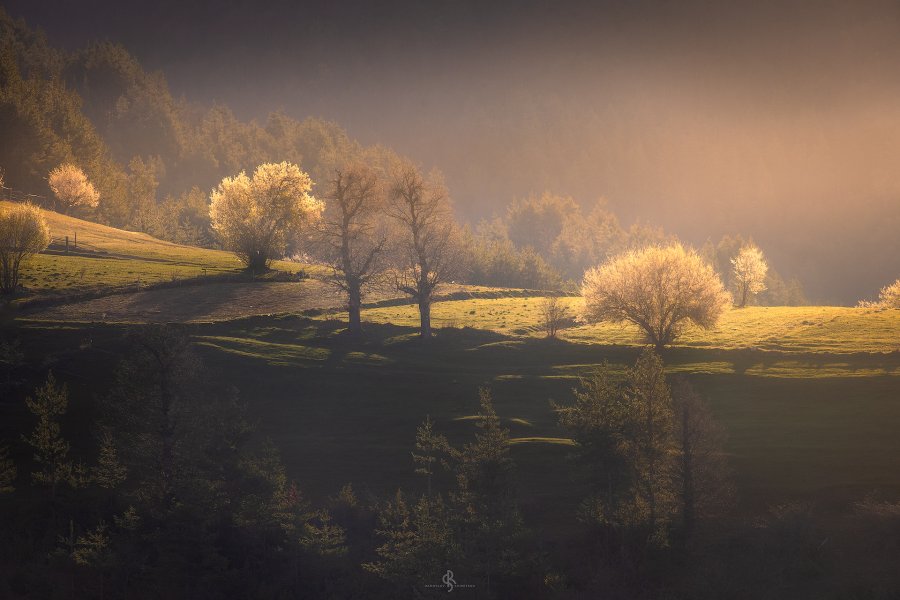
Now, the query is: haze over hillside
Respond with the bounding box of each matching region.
[5,0,900,303]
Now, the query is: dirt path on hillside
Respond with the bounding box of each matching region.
[19,280,531,324]
[22,280,350,323]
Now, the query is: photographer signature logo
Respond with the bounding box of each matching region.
[424,569,475,592]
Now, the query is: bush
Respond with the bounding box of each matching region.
[582,244,730,349]
[0,203,51,294]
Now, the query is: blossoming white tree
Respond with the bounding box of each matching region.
[582,244,730,350]
[48,164,100,214]
[731,244,768,307]
[871,279,900,308]
[209,161,323,272]
[0,203,51,294]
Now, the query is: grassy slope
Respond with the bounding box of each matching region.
[8,318,899,537]
[362,296,900,355]
[6,201,310,299]
[5,203,900,526]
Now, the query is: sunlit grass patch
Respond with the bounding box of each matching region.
[508,437,575,446]
[343,351,393,365]
[362,299,900,354]
[452,415,534,427]
[194,335,329,365]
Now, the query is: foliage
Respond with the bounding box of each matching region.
[731,243,768,307]
[91,431,127,490]
[870,278,900,309]
[671,378,734,538]
[506,192,578,258]
[411,415,451,497]
[210,161,323,272]
[0,443,16,494]
[0,201,50,294]
[460,226,563,289]
[48,163,100,213]
[582,244,731,349]
[22,371,78,495]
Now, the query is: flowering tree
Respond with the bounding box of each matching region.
[731,244,768,307]
[0,202,51,294]
[48,164,100,213]
[582,244,730,349]
[209,162,323,272]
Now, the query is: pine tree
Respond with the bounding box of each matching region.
[623,349,677,542]
[364,490,454,589]
[22,372,77,496]
[671,378,733,541]
[0,442,16,494]
[452,389,527,595]
[299,510,348,557]
[92,432,127,490]
[412,415,451,496]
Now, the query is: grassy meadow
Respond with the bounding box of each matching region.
[362,296,900,355]
[5,201,312,301]
[5,207,900,533]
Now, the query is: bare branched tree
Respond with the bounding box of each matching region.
[386,161,461,338]
[316,164,387,334]
[540,295,570,338]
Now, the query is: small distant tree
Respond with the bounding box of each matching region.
[582,244,730,350]
[92,431,127,490]
[731,244,768,307]
[539,295,570,338]
[48,164,100,213]
[209,161,324,273]
[316,164,387,334]
[0,202,51,294]
[386,161,461,338]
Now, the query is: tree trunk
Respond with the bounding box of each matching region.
[418,297,432,339]
[347,285,362,334]
[681,403,695,540]
[739,283,748,308]
[248,251,268,274]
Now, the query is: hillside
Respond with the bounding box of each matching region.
[362,297,900,355]
[8,202,310,301]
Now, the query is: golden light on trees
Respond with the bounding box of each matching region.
[731,244,768,308]
[581,244,730,349]
[48,164,100,213]
[209,161,323,272]
[0,202,51,294]
[873,279,900,309]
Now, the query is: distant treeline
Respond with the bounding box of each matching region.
[0,8,806,302]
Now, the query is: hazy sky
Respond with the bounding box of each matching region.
[6,0,900,302]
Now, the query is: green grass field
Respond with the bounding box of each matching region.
[5,207,900,530]
[6,201,313,300]
[362,297,900,355]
